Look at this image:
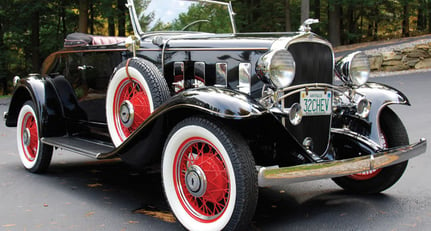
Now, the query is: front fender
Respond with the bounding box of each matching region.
[356,82,410,145]
[161,87,267,119]
[112,87,267,165]
[111,87,309,167]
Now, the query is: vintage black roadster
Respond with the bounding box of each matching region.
[3,0,427,230]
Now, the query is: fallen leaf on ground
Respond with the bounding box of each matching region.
[2,224,16,227]
[87,183,103,188]
[134,208,176,223]
[85,211,95,217]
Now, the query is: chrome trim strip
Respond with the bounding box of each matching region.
[194,62,206,85]
[258,138,427,187]
[260,83,353,108]
[173,62,185,92]
[238,63,251,94]
[215,63,228,87]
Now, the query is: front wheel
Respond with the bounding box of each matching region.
[162,117,257,231]
[16,101,53,173]
[332,107,409,194]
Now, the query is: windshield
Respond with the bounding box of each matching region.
[132,0,234,34]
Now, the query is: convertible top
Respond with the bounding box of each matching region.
[64,33,126,47]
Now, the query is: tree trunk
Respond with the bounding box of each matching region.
[285,0,291,31]
[118,0,126,36]
[312,0,320,34]
[301,0,310,23]
[417,0,426,31]
[79,0,89,33]
[328,0,341,46]
[89,2,94,34]
[429,0,431,33]
[31,10,40,73]
[347,4,354,43]
[402,1,410,37]
[108,16,115,36]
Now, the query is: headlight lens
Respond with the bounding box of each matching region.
[350,52,370,86]
[257,49,296,89]
[335,51,370,87]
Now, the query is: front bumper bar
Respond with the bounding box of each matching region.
[258,138,427,187]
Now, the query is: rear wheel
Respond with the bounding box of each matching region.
[162,117,257,231]
[332,107,409,194]
[16,101,53,173]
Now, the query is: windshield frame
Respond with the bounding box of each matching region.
[126,0,237,37]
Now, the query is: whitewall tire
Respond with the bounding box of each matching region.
[16,101,52,173]
[162,117,257,231]
[106,58,169,146]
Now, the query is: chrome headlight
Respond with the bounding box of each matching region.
[335,51,370,87]
[257,49,296,89]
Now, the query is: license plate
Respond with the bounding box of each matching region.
[300,90,332,116]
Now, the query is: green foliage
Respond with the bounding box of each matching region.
[1,0,431,95]
[169,3,232,33]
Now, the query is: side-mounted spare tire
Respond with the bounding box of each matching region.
[106,58,170,147]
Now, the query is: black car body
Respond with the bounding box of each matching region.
[4,0,427,230]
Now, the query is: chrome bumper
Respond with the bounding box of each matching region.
[258,138,427,187]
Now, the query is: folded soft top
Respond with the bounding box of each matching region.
[64,33,126,47]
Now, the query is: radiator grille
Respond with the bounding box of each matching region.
[284,42,334,156]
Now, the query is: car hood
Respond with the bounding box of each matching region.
[141,32,306,50]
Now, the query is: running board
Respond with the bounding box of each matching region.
[41,137,115,159]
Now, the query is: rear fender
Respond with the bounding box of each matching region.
[356,82,409,145]
[6,76,65,137]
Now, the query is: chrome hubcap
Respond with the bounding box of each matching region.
[119,100,134,128]
[185,165,207,197]
[23,128,31,147]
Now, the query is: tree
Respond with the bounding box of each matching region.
[312,0,321,34]
[417,0,427,31]
[31,3,40,73]
[400,0,410,37]
[301,0,310,23]
[118,0,127,36]
[328,0,341,46]
[79,0,89,33]
[285,0,292,31]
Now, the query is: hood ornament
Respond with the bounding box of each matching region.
[299,18,319,33]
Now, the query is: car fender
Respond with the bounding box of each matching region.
[355,82,410,145]
[112,86,310,167]
[160,87,267,119]
[6,76,65,137]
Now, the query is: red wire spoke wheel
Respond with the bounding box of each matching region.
[162,117,257,231]
[112,78,151,138]
[174,138,230,221]
[16,101,52,173]
[21,111,38,162]
[106,58,170,147]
